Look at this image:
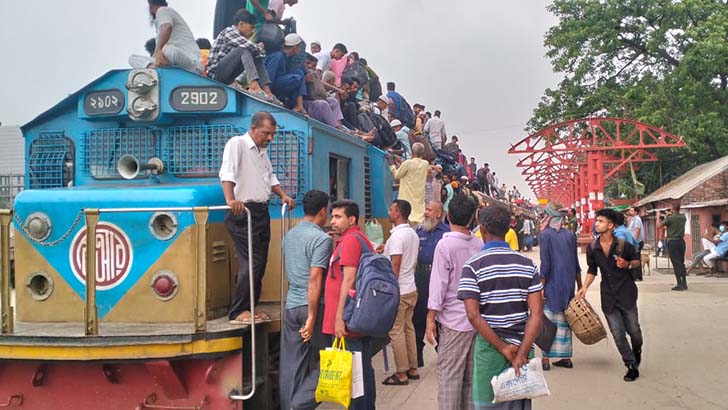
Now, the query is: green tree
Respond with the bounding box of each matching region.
[529,0,728,193]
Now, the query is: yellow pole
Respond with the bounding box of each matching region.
[84,209,100,336]
[193,207,209,333]
[0,210,14,334]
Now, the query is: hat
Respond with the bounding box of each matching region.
[311,40,321,47]
[460,175,468,181]
[378,95,389,104]
[284,33,303,47]
[390,119,402,128]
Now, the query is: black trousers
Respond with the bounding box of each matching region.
[667,238,687,287]
[413,264,432,367]
[225,203,271,320]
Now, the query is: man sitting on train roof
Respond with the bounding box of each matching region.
[303,54,344,129]
[264,33,308,114]
[129,0,203,73]
[206,9,278,103]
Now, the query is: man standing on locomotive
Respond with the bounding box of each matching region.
[220,111,296,324]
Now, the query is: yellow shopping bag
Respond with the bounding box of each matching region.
[315,337,353,408]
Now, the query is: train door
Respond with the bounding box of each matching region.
[329,155,350,202]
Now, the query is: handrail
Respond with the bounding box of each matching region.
[0,210,14,334]
[279,203,292,319]
[229,206,255,401]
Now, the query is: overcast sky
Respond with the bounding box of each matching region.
[0,0,559,199]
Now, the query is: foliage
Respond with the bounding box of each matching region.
[529,0,728,194]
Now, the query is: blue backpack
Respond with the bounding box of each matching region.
[334,233,400,337]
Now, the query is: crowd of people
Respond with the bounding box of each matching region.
[137,1,653,409]
[219,110,649,410]
[133,0,539,220]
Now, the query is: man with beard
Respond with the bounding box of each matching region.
[413,201,449,367]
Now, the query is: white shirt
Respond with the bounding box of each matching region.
[424,116,446,149]
[314,51,333,72]
[154,7,202,70]
[219,133,280,203]
[384,223,420,295]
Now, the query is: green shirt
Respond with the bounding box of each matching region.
[663,212,686,239]
[245,0,270,31]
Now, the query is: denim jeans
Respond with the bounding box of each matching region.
[347,337,376,410]
[604,305,643,366]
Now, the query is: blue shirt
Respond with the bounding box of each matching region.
[264,51,306,86]
[283,221,333,309]
[539,228,581,312]
[717,232,728,256]
[614,225,640,248]
[416,222,449,265]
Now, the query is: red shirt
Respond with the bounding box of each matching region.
[322,226,373,335]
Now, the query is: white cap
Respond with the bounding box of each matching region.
[378,95,389,104]
[284,33,303,47]
[311,40,321,47]
[390,119,402,128]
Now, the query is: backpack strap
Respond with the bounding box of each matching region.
[330,231,373,279]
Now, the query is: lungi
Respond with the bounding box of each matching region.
[542,306,573,359]
[472,336,533,410]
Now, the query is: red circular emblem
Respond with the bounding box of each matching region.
[69,222,134,290]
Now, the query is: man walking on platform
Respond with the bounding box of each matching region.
[577,208,643,382]
[220,111,296,324]
[414,201,449,367]
[279,190,332,410]
[539,203,581,370]
[658,203,688,290]
[427,194,482,410]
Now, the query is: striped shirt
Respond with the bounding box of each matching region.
[457,241,543,345]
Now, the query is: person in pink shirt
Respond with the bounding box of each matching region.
[426,194,483,410]
[330,53,347,87]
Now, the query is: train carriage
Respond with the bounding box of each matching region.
[0,67,393,409]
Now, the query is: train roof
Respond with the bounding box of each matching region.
[21,67,317,136]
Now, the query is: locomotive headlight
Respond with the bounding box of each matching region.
[150,270,179,301]
[126,70,157,94]
[24,212,52,241]
[127,96,158,119]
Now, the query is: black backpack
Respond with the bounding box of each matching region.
[342,60,369,88]
[257,23,284,53]
[398,95,415,128]
[368,112,397,148]
[368,78,383,102]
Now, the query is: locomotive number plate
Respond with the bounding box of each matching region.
[84,89,125,116]
[170,86,227,112]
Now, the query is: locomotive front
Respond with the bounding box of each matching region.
[0,68,308,409]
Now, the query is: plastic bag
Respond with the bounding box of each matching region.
[365,219,384,248]
[491,358,550,403]
[316,337,353,408]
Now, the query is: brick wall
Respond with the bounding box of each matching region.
[683,170,728,204]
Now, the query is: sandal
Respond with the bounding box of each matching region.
[382,374,408,386]
[552,359,573,369]
[229,310,271,325]
[406,370,420,380]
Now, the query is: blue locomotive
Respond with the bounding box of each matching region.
[0,67,393,409]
